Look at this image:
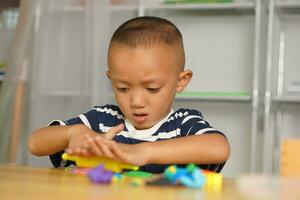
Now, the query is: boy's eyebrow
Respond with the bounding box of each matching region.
[141,79,160,84]
[111,77,128,83]
[114,79,128,84]
[113,77,161,84]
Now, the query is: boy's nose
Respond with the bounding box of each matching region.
[130,93,145,108]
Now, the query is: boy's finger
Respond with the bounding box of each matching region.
[109,141,127,162]
[68,147,82,157]
[104,124,124,140]
[74,147,81,154]
[86,137,103,157]
[95,137,115,159]
[65,148,73,155]
[80,148,90,157]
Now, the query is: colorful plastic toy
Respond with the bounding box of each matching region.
[87,164,113,183]
[61,153,139,173]
[164,164,206,189]
[130,177,145,187]
[112,173,125,183]
[203,170,223,191]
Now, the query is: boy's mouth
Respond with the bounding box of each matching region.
[132,113,148,124]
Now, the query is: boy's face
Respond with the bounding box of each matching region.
[107,44,190,130]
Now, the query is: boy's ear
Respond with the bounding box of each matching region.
[176,70,193,93]
[106,70,111,80]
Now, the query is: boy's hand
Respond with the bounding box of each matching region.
[66,124,124,157]
[65,124,97,157]
[86,134,149,166]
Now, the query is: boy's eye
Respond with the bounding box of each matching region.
[147,88,160,93]
[116,87,129,92]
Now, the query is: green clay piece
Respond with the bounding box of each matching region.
[123,171,153,178]
[186,163,196,172]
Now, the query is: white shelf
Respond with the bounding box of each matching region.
[41,91,86,97]
[59,5,138,12]
[110,5,139,12]
[146,1,255,12]
[61,6,83,12]
[175,95,252,101]
[275,0,300,13]
[276,0,300,8]
[59,5,139,12]
[272,96,300,103]
[263,0,300,174]
[59,2,255,13]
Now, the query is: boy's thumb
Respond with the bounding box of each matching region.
[105,124,124,140]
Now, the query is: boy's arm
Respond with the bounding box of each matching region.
[88,132,230,166]
[28,123,124,157]
[140,133,229,165]
[28,124,93,156]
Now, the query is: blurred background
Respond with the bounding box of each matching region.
[0,0,299,178]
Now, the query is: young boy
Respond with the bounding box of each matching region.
[28,16,230,173]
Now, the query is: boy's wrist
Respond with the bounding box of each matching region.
[66,124,85,140]
[118,142,152,166]
[137,142,152,165]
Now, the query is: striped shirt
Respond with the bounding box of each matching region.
[49,104,226,173]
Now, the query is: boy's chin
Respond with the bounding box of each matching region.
[133,122,154,130]
[134,125,150,130]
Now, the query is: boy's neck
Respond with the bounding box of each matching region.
[125,109,174,133]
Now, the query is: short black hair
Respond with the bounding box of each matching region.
[109,16,184,48]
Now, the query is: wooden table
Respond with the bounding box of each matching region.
[0,165,299,200]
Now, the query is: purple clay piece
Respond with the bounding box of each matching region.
[94,164,105,171]
[87,164,114,183]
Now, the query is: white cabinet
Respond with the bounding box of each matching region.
[263,0,300,174]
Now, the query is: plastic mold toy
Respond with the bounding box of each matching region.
[62,153,139,173]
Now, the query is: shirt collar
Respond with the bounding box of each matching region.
[123,109,174,139]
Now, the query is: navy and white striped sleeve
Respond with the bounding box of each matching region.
[180,109,227,172]
[180,109,225,137]
[48,108,100,132]
[48,108,100,168]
